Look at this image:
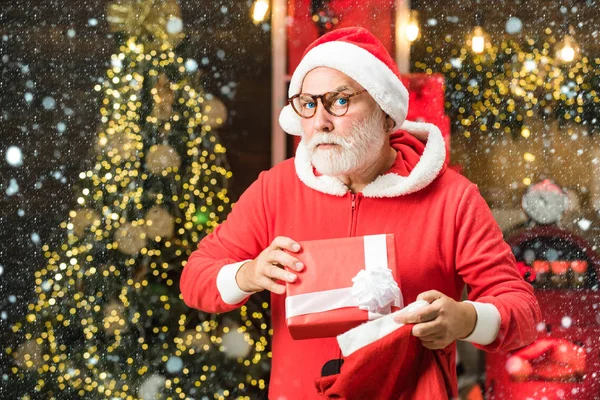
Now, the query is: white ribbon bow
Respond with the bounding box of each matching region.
[351,268,401,314]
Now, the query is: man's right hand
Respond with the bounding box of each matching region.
[235,236,304,295]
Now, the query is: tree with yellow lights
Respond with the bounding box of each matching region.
[415,33,600,138]
[7,1,270,398]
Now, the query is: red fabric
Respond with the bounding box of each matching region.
[315,324,456,400]
[301,26,401,80]
[287,0,395,76]
[180,130,541,399]
[506,338,586,382]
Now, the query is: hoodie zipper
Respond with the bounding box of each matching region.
[340,192,360,361]
[349,193,360,237]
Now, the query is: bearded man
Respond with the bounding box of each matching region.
[180,27,541,399]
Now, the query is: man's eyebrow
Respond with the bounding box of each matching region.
[333,85,353,92]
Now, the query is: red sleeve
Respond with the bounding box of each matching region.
[179,171,271,313]
[455,184,542,352]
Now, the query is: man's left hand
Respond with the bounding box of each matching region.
[393,290,477,350]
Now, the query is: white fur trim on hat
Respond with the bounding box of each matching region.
[279,41,409,136]
[337,300,429,357]
[294,120,446,198]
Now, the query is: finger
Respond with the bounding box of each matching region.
[416,290,445,303]
[268,249,304,271]
[411,320,440,338]
[259,276,286,295]
[271,236,301,253]
[421,340,445,350]
[394,305,439,324]
[262,263,298,283]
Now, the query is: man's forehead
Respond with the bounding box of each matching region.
[300,67,362,93]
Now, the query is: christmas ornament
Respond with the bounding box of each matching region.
[138,373,166,400]
[13,340,43,370]
[115,222,147,255]
[69,208,101,237]
[107,0,185,50]
[192,210,209,225]
[103,300,128,336]
[145,205,174,239]
[221,326,252,359]
[202,98,228,128]
[145,144,181,174]
[151,74,175,121]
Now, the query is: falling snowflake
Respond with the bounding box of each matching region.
[6,179,19,196]
[5,146,23,167]
[505,17,523,34]
[577,219,592,231]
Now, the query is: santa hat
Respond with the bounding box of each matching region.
[279,26,436,141]
[315,301,457,399]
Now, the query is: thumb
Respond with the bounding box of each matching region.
[417,290,444,304]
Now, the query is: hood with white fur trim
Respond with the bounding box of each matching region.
[294,120,447,198]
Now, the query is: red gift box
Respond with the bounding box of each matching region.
[284,234,403,340]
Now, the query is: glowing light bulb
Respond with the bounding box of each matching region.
[471,27,486,53]
[559,44,575,63]
[405,11,420,42]
[252,0,269,24]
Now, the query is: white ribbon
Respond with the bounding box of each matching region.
[285,234,403,320]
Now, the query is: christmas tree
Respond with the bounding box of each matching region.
[6,1,270,398]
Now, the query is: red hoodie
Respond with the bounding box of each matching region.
[180,127,541,399]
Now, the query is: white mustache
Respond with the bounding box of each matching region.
[307,133,350,150]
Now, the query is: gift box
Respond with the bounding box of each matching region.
[284,234,403,340]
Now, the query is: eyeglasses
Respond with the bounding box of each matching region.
[288,89,368,118]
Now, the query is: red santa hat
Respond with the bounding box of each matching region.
[315,301,457,399]
[279,26,437,141]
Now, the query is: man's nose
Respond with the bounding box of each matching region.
[312,99,334,133]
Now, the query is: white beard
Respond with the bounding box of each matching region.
[304,111,386,177]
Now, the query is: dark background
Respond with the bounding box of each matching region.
[0,0,272,372]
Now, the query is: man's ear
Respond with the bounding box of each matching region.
[385,114,395,132]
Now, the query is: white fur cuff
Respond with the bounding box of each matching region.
[216,260,254,305]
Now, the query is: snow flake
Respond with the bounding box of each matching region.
[67,29,76,38]
[42,96,56,110]
[577,219,592,231]
[6,179,19,196]
[31,233,41,245]
[561,316,572,329]
[88,18,98,26]
[449,58,462,69]
[185,58,198,73]
[6,146,23,167]
[427,18,438,26]
[166,17,183,34]
[505,17,523,34]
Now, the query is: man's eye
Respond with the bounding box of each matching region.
[303,102,316,109]
[334,97,348,106]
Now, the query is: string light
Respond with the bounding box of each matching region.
[556,30,580,63]
[471,26,486,54]
[251,0,269,24]
[405,10,420,43]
